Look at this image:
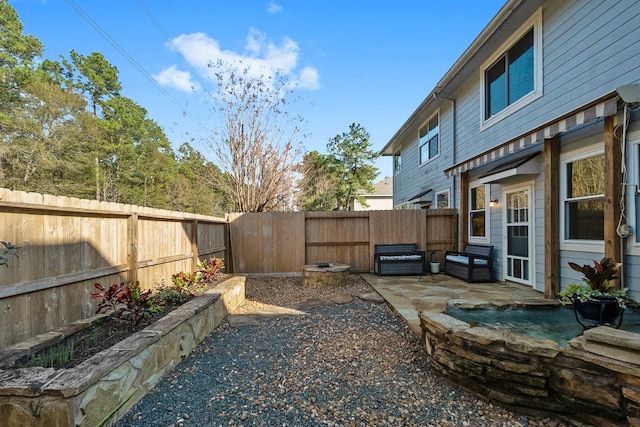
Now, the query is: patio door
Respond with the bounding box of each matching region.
[503,185,534,285]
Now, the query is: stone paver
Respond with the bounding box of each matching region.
[361,272,556,334]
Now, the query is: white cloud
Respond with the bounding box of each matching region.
[297,66,320,90]
[156,29,320,92]
[152,66,200,92]
[267,2,282,14]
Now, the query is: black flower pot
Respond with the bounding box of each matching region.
[571,295,624,329]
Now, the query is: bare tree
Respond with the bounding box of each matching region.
[205,61,304,212]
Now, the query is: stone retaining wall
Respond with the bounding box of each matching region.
[420,311,640,427]
[0,276,245,427]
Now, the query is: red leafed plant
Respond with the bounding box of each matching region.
[117,281,159,326]
[196,257,225,285]
[91,281,162,326]
[91,282,125,314]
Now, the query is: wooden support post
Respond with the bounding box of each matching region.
[191,219,199,271]
[604,115,622,284]
[459,171,469,251]
[544,136,560,299]
[127,214,138,284]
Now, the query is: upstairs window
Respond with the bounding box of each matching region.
[481,9,542,126]
[419,114,439,164]
[393,153,401,174]
[485,29,534,119]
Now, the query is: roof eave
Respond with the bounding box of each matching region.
[380,0,524,156]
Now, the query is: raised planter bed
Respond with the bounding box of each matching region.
[420,310,640,426]
[0,276,245,427]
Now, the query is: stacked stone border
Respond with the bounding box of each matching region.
[420,311,640,427]
[0,276,245,427]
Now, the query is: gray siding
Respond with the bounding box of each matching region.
[393,102,455,205]
[624,255,640,301]
[560,250,605,291]
[454,0,640,171]
[390,0,640,295]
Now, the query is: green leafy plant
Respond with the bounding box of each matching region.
[171,271,199,293]
[559,258,634,307]
[153,285,190,306]
[0,241,17,267]
[196,257,225,284]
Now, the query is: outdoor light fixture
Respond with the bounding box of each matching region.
[489,199,499,208]
[616,83,640,103]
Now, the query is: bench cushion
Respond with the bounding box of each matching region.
[445,255,489,266]
[379,255,423,261]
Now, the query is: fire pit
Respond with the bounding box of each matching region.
[302,262,351,287]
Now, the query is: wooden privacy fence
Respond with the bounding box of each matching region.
[0,189,228,347]
[229,209,457,274]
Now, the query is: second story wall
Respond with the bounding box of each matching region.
[454,0,640,168]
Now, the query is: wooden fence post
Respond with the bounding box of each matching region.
[191,219,199,270]
[128,214,138,284]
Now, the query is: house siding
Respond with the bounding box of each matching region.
[454,0,640,170]
[388,0,640,296]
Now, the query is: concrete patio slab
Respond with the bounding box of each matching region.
[361,273,557,334]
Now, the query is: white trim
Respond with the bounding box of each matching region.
[480,8,543,130]
[559,145,606,252]
[501,182,536,286]
[393,152,402,175]
[625,130,640,255]
[419,111,440,165]
[468,182,491,244]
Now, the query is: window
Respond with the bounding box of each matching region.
[481,9,542,126]
[393,153,401,174]
[485,29,534,119]
[469,184,488,239]
[436,189,450,209]
[419,114,439,164]
[564,152,605,241]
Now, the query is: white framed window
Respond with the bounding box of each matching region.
[469,183,490,243]
[561,147,605,251]
[436,189,450,209]
[393,153,401,174]
[419,113,439,164]
[481,9,542,128]
[627,133,640,255]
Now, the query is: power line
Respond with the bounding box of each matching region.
[64,0,190,118]
[136,0,203,87]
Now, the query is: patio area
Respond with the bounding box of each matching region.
[360,272,559,335]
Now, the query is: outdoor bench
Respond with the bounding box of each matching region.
[444,244,494,282]
[374,243,425,276]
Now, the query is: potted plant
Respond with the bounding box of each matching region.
[559,257,633,328]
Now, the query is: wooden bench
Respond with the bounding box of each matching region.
[374,243,425,276]
[444,244,494,282]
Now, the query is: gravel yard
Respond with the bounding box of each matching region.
[115,275,566,427]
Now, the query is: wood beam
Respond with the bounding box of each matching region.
[604,115,622,280]
[544,136,560,299]
[460,171,469,251]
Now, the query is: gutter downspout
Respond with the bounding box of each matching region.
[434,93,457,207]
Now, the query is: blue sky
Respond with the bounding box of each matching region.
[12,0,506,180]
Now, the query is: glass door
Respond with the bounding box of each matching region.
[503,187,532,285]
